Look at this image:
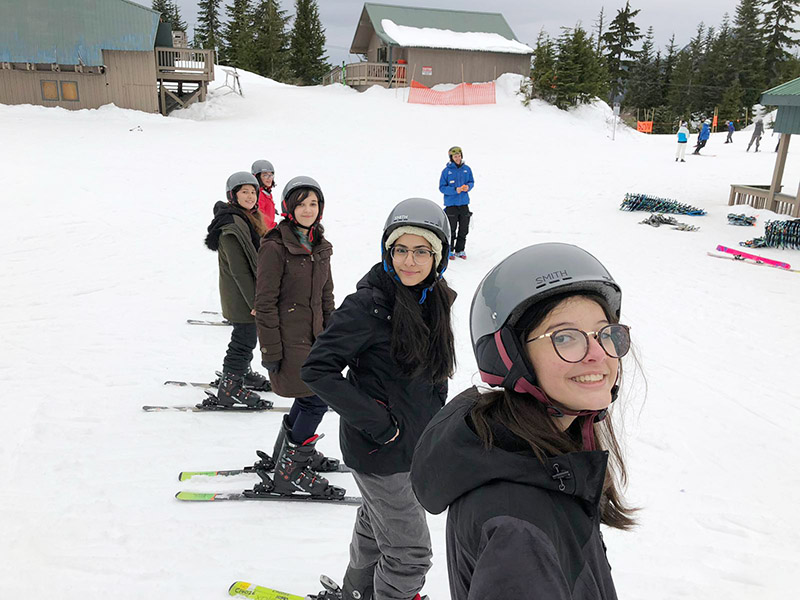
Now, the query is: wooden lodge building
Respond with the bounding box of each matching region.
[324,3,533,90]
[0,0,214,115]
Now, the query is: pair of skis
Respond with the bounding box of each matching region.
[708,245,798,273]
[229,575,341,600]
[177,451,360,506]
[143,390,283,413]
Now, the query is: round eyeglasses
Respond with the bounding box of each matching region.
[390,246,435,263]
[526,324,631,363]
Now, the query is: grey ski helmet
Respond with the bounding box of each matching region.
[251,159,275,179]
[382,198,451,277]
[251,159,275,175]
[281,176,324,215]
[470,243,622,424]
[226,171,259,202]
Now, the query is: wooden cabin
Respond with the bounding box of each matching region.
[325,2,532,90]
[0,0,214,115]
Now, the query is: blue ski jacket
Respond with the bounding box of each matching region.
[728,121,735,132]
[439,162,474,207]
[699,123,711,141]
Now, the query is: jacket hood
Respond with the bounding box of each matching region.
[205,201,260,251]
[412,388,609,515]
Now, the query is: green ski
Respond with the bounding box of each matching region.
[228,580,304,600]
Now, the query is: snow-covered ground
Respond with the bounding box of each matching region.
[2,68,799,599]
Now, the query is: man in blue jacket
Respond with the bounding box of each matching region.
[693,119,711,155]
[439,146,474,259]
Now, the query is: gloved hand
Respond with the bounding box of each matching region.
[262,360,281,374]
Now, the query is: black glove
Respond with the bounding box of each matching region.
[262,360,281,374]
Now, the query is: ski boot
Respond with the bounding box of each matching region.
[273,428,345,498]
[214,371,264,407]
[273,415,341,473]
[242,366,272,392]
[456,251,467,260]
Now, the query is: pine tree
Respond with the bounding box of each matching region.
[660,34,679,103]
[594,7,606,54]
[602,1,643,102]
[626,26,661,110]
[529,30,557,103]
[170,2,188,32]
[222,0,255,68]
[666,23,706,119]
[152,0,171,19]
[554,24,609,109]
[761,0,800,86]
[251,0,291,81]
[732,0,766,107]
[289,0,328,85]
[196,0,223,52]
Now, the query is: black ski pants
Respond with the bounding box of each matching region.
[222,322,257,375]
[445,205,471,253]
[693,139,707,154]
[287,395,328,442]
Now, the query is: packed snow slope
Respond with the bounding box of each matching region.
[2,68,799,599]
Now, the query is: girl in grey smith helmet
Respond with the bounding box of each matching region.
[302,198,457,600]
[411,242,637,600]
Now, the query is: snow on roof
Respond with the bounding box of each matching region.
[380,19,533,54]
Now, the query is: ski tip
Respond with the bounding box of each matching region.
[229,581,252,597]
[175,491,215,501]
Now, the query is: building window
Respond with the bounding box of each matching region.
[60,81,79,101]
[41,80,59,101]
[377,46,388,63]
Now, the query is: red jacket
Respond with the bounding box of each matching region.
[258,187,277,230]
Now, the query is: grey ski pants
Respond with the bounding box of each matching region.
[343,471,432,600]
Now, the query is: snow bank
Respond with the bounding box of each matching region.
[381,19,533,54]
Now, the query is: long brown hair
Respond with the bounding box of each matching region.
[231,186,267,238]
[470,292,637,530]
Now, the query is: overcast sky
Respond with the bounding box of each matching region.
[172,0,747,64]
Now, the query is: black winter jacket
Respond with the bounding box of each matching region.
[411,388,618,600]
[301,263,448,475]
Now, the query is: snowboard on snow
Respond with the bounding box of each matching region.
[711,245,796,272]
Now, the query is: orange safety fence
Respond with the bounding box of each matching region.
[636,121,654,133]
[407,80,496,105]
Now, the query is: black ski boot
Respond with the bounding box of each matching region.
[242,366,271,392]
[273,428,345,498]
[215,371,263,407]
[273,415,341,473]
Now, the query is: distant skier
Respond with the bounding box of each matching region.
[693,119,711,154]
[204,172,270,407]
[251,160,277,230]
[439,146,474,260]
[747,118,764,152]
[725,120,735,143]
[676,121,690,162]
[255,176,342,499]
[302,199,456,600]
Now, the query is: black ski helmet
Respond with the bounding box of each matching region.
[225,171,259,202]
[470,243,622,440]
[382,197,451,278]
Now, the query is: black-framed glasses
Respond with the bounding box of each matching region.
[526,324,631,363]
[390,246,435,263]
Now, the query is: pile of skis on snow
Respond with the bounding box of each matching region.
[739,218,800,250]
[639,213,699,231]
[727,213,757,226]
[620,193,706,216]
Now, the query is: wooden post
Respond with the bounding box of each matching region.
[768,132,791,211]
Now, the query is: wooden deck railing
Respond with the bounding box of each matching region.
[729,184,800,217]
[323,62,407,87]
[155,47,215,81]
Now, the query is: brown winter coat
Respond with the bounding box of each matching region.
[255,220,334,398]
